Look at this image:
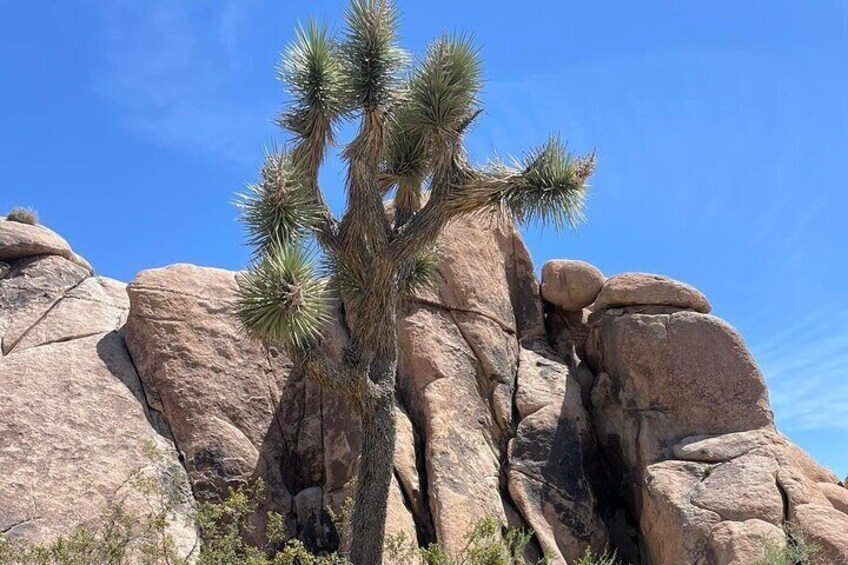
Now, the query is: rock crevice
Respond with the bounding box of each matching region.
[3,217,846,564]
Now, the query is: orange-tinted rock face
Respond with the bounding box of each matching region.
[2,216,846,565]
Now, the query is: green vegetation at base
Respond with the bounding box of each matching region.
[0,477,819,565]
[574,548,621,565]
[0,479,542,565]
[752,524,820,565]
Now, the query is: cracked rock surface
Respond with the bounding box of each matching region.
[584,300,847,564]
[0,225,196,557]
[2,216,846,564]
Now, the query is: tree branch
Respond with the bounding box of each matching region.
[337,109,393,265]
[389,142,469,262]
[392,137,593,262]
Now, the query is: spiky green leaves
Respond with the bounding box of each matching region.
[382,107,431,189]
[399,246,440,297]
[449,136,593,229]
[407,35,482,141]
[235,151,323,253]
[236,243,329,349]
[504,136,594,228]
[323,246,438,304]
[278,21,345,170]
[340,0,406,110]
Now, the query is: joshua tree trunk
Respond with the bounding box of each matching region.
[347,262,400,564]
[351,377,397,564]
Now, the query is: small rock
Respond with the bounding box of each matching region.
[818,482,848,514]
[541,260,605,311]
[593,272,711,313]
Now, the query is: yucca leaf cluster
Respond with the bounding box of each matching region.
[236,0,594,355]
[236,151,322,252]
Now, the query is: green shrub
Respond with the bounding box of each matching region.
[0,485,550,565]
[5,207,38,225]
[752,523,819,565]
[574,548,621,565]
[413,517,541,565]
[0,499,186,565]
[0,461,577,565]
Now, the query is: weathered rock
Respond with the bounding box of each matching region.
[507,341,607,564]
[13,276,128,352]
[818,482,848,514]
[593,272,711,313]
[642,460,721,564]
[541,260,605,311]
[7,217,847,565]
[393,402,429,533]
[588,306,848,564]
[386,475,420,545]
[0,332,196,556]
[124,263,413,551]
[395,216,578,555]
[398,305,507,552]
[124,264,295,529]
[673,430,779,463]
[690,451,784,525]
[546,307,592,363]
[0,255,90,355]
[427,217,544,340]
[650,430,848,563]
[707,519,786,565]
[0,220,72,261]
[0,220,91,272]
[588,311,773,473]
[793,504,848,565]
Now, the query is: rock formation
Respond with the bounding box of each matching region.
[1,215,845,564]
[0,220,197,557]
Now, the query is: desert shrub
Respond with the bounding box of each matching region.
[753,523,819,565]
[0,466,562,565]
[413,517,543,565]
[0,495,550,565]
[0,497,186,565]
[5,207,38,225]
[574,548,622,565]
[0,479,337,565]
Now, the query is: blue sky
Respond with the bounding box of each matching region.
[2,1,846,477]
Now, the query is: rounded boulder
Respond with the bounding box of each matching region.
[541,259,605,311]
[593,272,711,313]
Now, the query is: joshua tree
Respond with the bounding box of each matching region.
[236,1,594,562]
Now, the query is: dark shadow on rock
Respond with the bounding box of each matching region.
[254,347,337,553]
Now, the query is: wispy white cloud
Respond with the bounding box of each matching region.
[95,0,273,164]
[753,307,848,431]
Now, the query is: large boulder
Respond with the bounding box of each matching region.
[124,263,416,549]
[588,311,773,472]
[593,272,711,313]
[0,237,195,557]
[397,217,607,556]
[586,289,848,564]
[541,260,605,311]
